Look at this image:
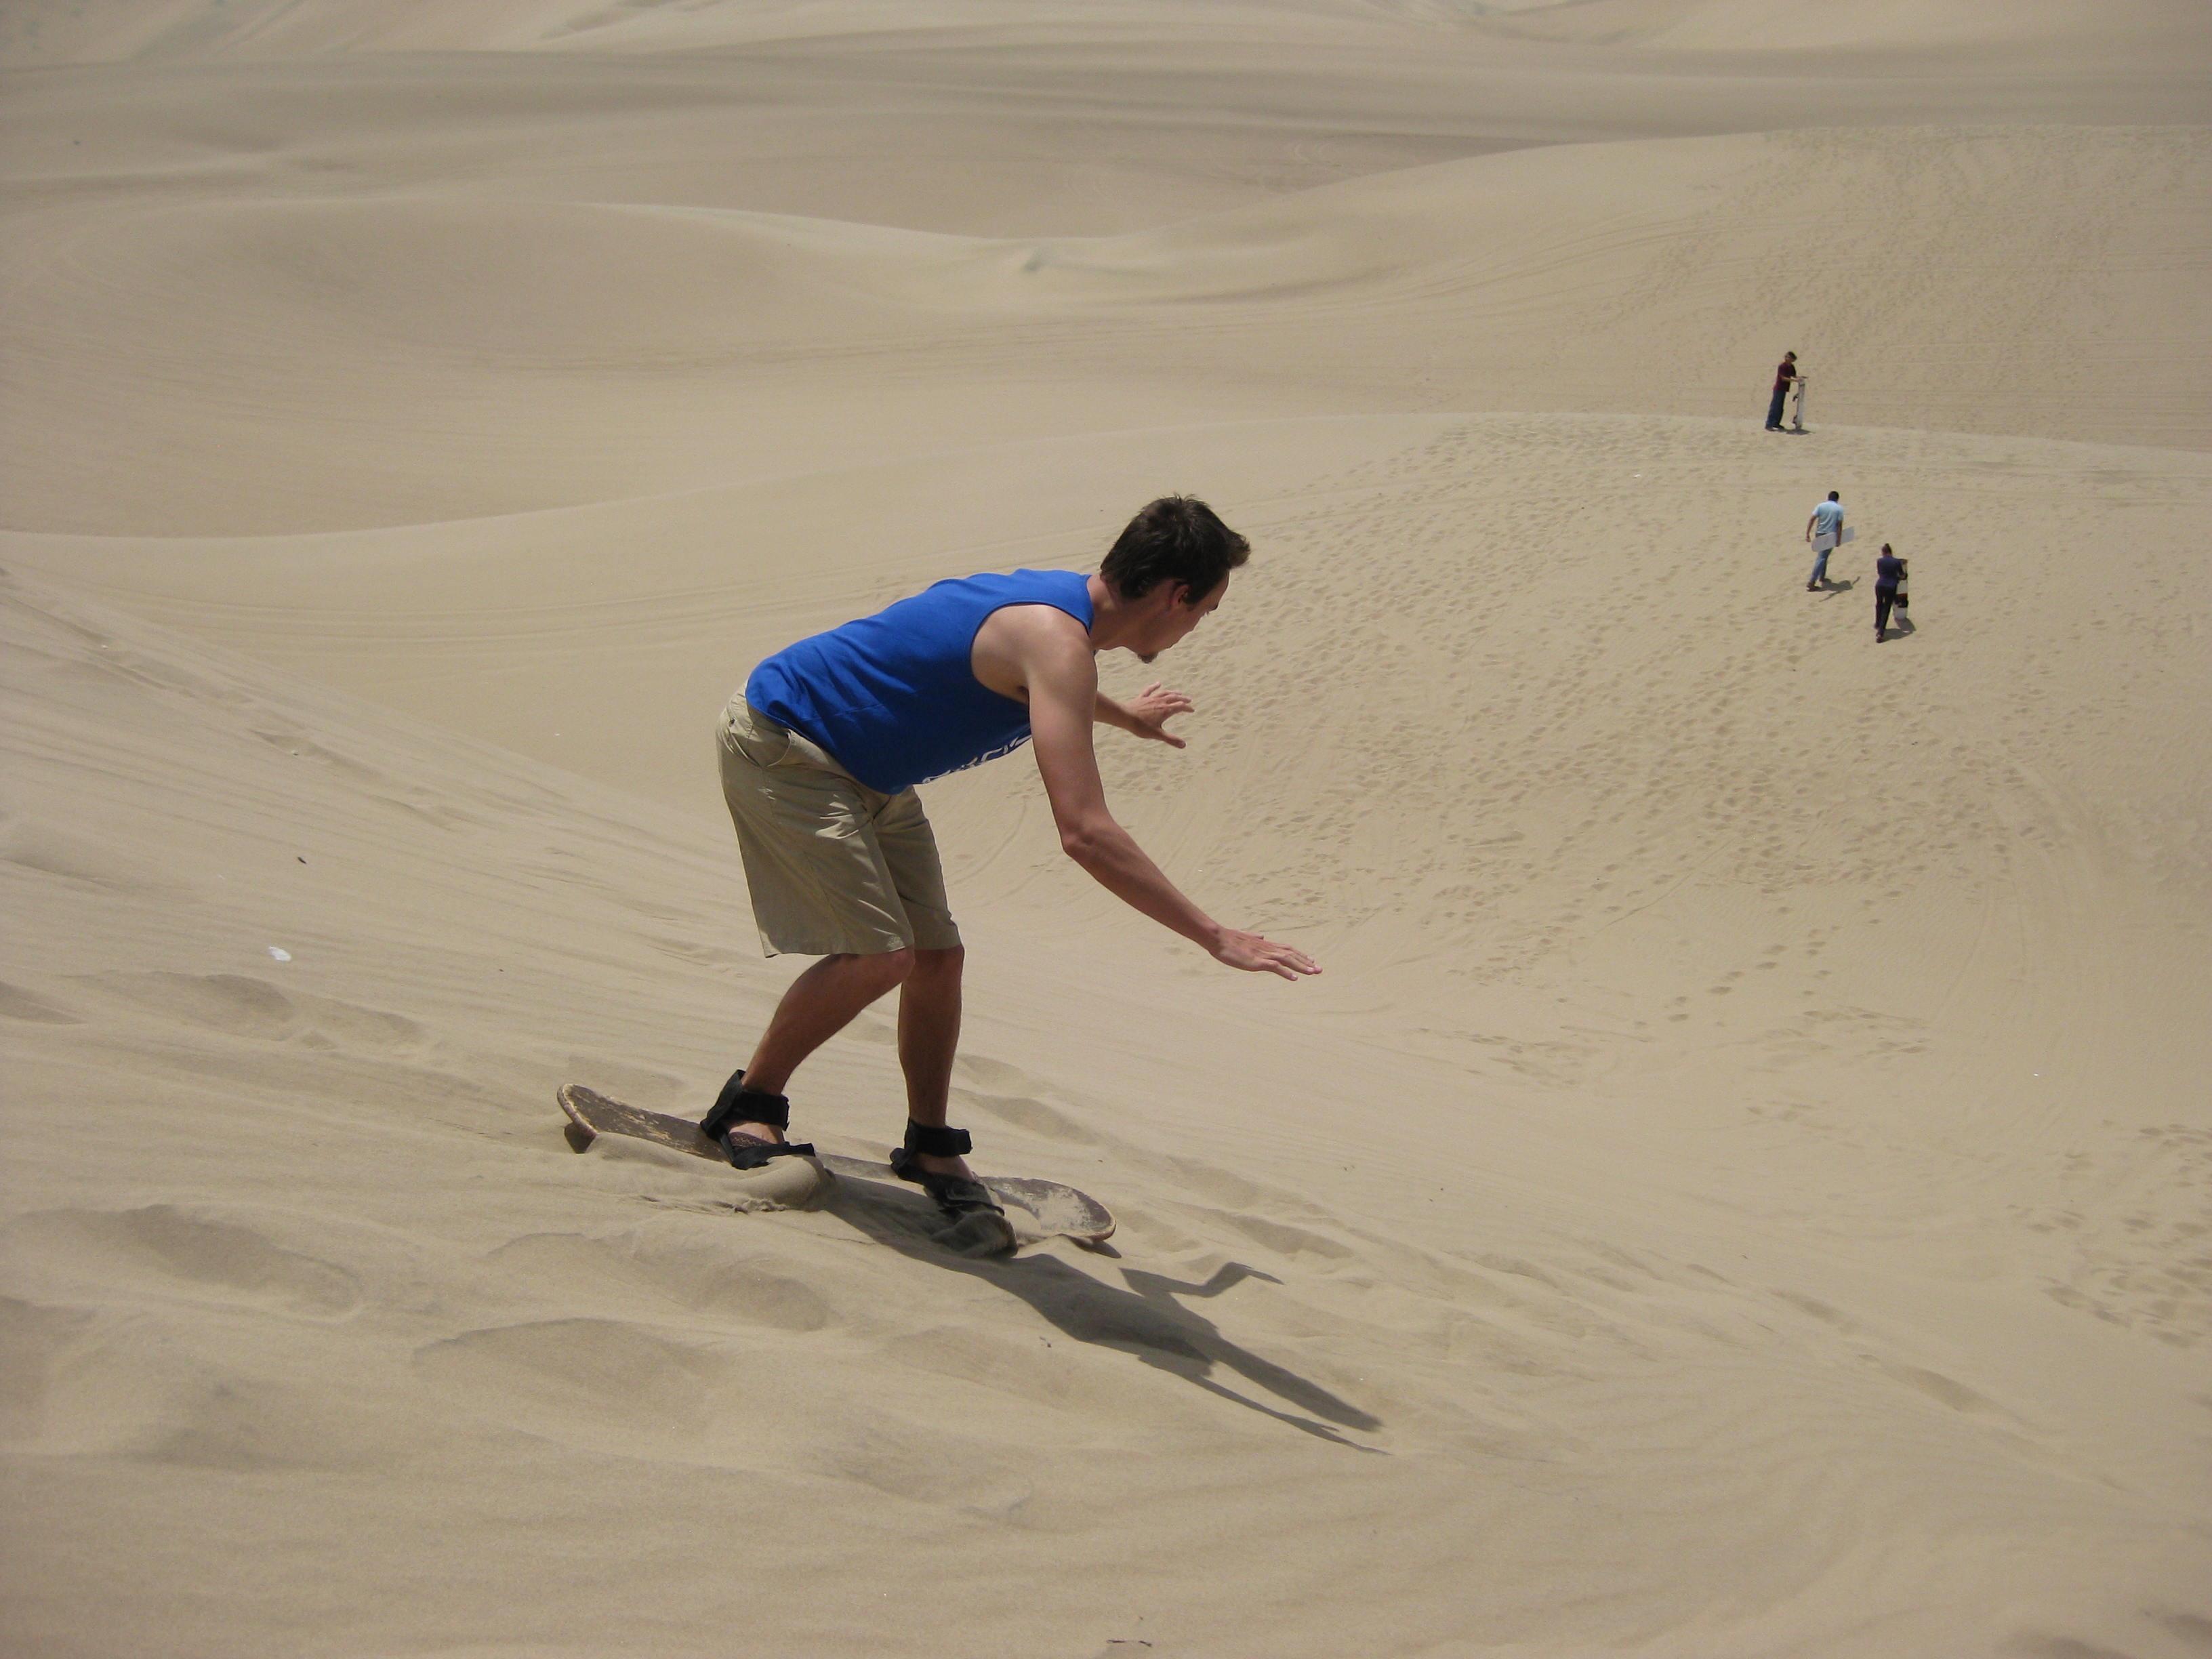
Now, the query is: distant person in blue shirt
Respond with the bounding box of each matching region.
[1874,544,1909,640]
[1805,491,1844,590]
[701,497,1318,1243]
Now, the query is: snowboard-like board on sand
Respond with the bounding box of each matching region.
[556,1084,1114,1253]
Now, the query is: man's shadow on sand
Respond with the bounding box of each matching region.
[821,1174,1385,1450]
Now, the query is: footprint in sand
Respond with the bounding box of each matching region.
[2,1206,363,1319]
[0,979,83,1025]
[0,1295,386,1469]
[74,970,428,1054]
[485,1230,835,1332]
[0,814,199,898]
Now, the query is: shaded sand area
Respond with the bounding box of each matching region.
[4,3,2211,1656]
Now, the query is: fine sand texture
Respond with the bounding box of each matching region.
[3,4,2210,1657]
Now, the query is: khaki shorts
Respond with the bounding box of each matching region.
[718,697,961,958]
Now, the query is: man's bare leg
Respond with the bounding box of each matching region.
[897,946,968,1178]
[729,949,914,1140]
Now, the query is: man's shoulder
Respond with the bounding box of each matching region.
[974,596,1094,675]
[984,597,1091,636]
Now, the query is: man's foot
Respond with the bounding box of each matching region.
[890,1144,996,1206]
[890,1121,1014,1252]
[907,1149,975,1179]
[721,1127,816,1168]
[889,1122,994,1206]
[699,1069,815,1168]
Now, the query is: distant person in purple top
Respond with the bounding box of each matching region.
[1874,544,1908,640]
[701,497,1319,1241]
[1766,352,1801,431]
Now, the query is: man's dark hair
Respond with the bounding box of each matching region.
[1100,496,1250,602]
[1828,490,1839,501]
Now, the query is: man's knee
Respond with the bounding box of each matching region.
[834,947,916,991]
[909,945,966,983]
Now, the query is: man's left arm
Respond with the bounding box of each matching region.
[1094,682,1193,749]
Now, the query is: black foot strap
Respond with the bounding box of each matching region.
[723,1132,818,1171]
[889,1144,1004,1220]
[902,1120,972,1158]
[700,1067,791,1137]
[698,1069,808,1170]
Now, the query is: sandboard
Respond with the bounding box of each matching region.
[556,1084,1115,1252]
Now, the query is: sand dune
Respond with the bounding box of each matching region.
[9,0,2207,64]
[1488,0,2210,53]
[4,0,2210,1654]
[7,121,2205,534]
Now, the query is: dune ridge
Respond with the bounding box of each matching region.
[5,119,2206,534]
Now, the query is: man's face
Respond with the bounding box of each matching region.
[1134,575,1228,663]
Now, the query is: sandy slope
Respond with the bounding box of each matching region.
[4,1,2211,1656]
[5,517,2207,1654]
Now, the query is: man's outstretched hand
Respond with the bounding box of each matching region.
[1212,927,1321,981]
[1125,682,1194,747]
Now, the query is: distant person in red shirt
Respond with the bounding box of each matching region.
[1766,352,1801,431]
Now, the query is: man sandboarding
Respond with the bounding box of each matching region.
[703,495,1319,1250]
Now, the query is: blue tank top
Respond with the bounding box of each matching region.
[745,569,1094,795]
